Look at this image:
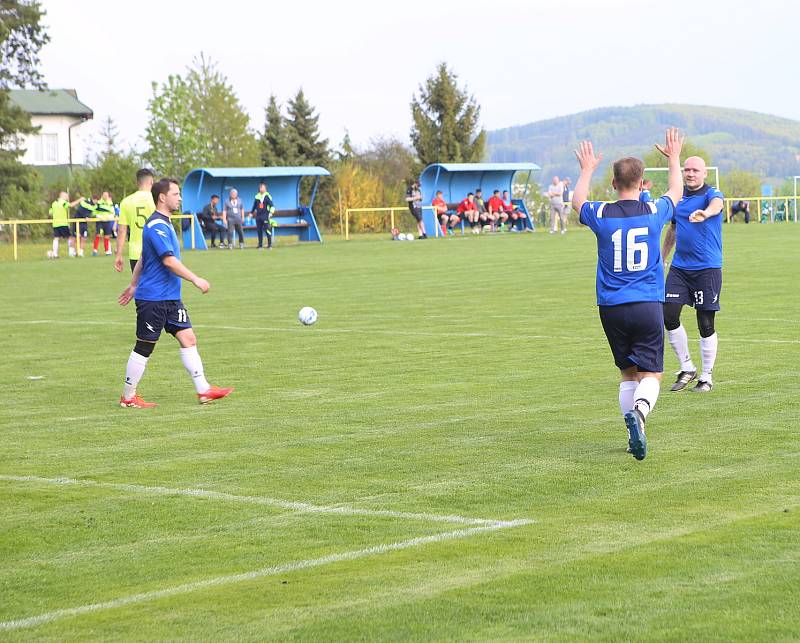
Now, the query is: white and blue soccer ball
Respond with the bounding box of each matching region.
[298,306,318,325]
[397,233,408,241]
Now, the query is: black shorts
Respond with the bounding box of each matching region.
[135,299,192,342]
[599,302,664,373]
[72,214,89,237]
[665,267,722,311]
[408,206,422,222]
[52,225,71,239]
[95,220,114,235]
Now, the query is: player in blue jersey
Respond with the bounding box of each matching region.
[572,128,684,460]
[661,156,724,393]
[639,179,653,203]
[117,178,233,408]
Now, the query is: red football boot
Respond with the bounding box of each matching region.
[198,385,234,404]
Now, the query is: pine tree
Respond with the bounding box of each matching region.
[260,94,295,166]
[286,89,330,166]
[410,63,485,166]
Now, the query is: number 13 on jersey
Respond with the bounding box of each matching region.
[611,227,648,273]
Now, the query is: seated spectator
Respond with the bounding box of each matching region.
[502,190,526,231]
[468,189,486,232]
[201,194,223,247]
[485,190,505,231]
[729,199,750,223]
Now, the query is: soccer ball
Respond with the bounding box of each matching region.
[406,234,414,241]
[298,306,318,325]
[398,233,407,241]
[46,250,53,258]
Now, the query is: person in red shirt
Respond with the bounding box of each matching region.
[431,190,456,235]
[502,189,524,231]
[485,190,505,232]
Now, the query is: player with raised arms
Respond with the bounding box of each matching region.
[117,177,233,408]
[661,156,725,393]
[571,128,684,460]
[115,168,156,272]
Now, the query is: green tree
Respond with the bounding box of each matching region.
[145,54,259,178]
[260,94,295,166]
[720,169,761,200]
[0,0,49,216]
[72,116,139,202]
[144,74,201,179]
[410,62,485,167]
[286,88,330,166]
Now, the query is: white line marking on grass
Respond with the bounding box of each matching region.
[5,319,799,344]
[0,520,532,632]
[0,475,511,527]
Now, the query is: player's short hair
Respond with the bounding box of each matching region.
[475,188,482,193]
[493,189,500,195]
[467,192,474,197]
[151,177,179,205]
[210,194,220,200]
[259,182,266,188]
[613,157,645,190]
[436,190,442,195]
[136,168,155,184]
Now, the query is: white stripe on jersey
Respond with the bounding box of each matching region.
[647,202,657,214]
[596,204,606,218]
[147,218,170,229]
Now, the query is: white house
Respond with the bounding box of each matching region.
[8,89,93,168]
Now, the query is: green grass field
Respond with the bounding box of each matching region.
[1,225,798,640]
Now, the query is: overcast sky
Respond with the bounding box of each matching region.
[39,0,798,156]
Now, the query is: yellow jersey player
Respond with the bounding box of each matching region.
[115,168,155,272]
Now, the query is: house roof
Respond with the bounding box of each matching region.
[8,89,93,118]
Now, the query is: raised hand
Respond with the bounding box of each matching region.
[654,127,685,160]
[573,141,603,172]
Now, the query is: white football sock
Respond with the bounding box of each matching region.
[180,346,210,393]
[667,325,695,372]
[52,238,59,256]
[633,376,661,420]
[699,333,718,383]
[619,381,638,417]
[123,351,148,400]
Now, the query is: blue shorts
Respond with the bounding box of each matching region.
[95,220,114,235]
[665,267,722,310]
[52,225,71,238]
[599,302,664,373]
[135,299,192,342]
[72,214,89,237]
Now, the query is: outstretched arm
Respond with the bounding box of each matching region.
[654,127,685,206]
[689,197,724,222]
[571,141,603,214]
[662,224,676,263]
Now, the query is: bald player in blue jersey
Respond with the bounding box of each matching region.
[661,156,724,393]
[572,128,684,460]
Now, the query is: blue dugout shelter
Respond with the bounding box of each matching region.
[181,167,329,247]
[419,162,541,235]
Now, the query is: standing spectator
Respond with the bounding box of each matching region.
[200,195,222,247]
[405,180,426,239]
[224,188,245,249]
[48,190,79,258]
[562,178,571,204]
[548,175,567,234]
[252,183,276,250]
[93,191,115,256]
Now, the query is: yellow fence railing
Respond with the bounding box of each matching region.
[341,206,437,240]
[722,196,799,223]
[0,214,195,261]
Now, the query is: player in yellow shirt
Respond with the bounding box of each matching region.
[48,190,80,258]
[115,168,155,272]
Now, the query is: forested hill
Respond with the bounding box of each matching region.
[487,104,800,183]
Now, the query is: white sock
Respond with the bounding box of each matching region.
[633,376,660,420]
[52,238,59,256]
[699,333,718,383]
[619,381,638,417]
[180,346,210,393]
[123,351,148,400]
[667,325,695,372]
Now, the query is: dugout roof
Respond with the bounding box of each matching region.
[182,167,330,213]
[419,162,541,204]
